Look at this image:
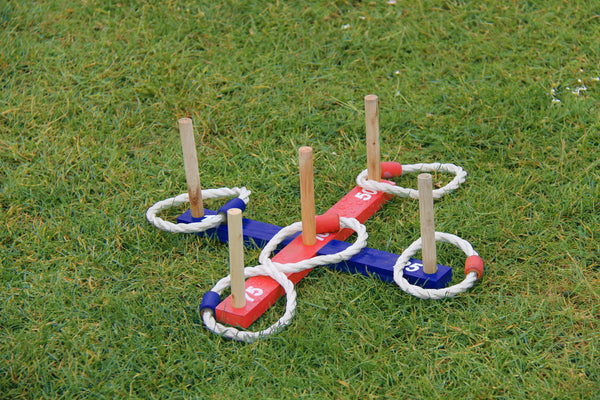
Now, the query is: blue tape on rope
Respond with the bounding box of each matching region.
[217,198,247,218]
[199,291,221,314]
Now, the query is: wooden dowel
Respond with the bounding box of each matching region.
[418,173,437,274]
[365,94,381,182]
[299,146,316,246]
[178,118,204,218]
[228,208,246,309]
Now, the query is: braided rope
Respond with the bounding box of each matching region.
[393,232,479,299]
[145,175,481,339]
[257,217,368,273]
[145,187,251,233]
[356,163,467,199]
[202,263,297,344]
[201,217,368,343]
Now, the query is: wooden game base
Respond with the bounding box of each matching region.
[178,185,452,328]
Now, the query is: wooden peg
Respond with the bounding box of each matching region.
[178,118,204,218]
[365,94,381,182]
[299,146,316,246]
[418,173,437,274]
[228,208,246,309]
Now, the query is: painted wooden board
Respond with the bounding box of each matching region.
[317,240,451,288]
[177,185,453,328]
[177,209,452,287]
[219,185,390,328]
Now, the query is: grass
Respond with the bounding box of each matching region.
[1,0,599,398]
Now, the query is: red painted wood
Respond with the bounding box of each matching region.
[215,185,392,328]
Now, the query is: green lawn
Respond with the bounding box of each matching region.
[1,1,599,398]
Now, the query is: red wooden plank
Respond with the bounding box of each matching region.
[215,185,392,328]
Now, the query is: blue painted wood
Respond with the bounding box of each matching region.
[177,209,298,249]
[317,240,452,288]
[177,209,452,288]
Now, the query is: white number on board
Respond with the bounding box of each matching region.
[315,233,330,241]
[355,188,378,201]
[245,286,264,302]
[405,262,422,272]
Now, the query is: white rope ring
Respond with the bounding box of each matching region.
[201,216,368,342]
[356,163,467,199]
[202,262,297,344]
[393,232,479,299]
[145,187,251,233]
[257,216,368,273]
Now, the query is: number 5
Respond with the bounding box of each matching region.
[245,286,263,302]
[405,263,421,272]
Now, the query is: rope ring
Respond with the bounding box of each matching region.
[393,232,479,299]
[145,187,251,234]
[201,262,297,343]
[201,217,368,342]
[257,216,368,273]
[356,163,467,199]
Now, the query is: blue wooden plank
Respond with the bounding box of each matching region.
[177,209,298,249]
[317,240,452,288]
[177,209,452,288]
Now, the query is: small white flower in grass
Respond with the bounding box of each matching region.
[571,80,588,96]
[549,86,561,104]
[572,86,587,96]
[592,77,600,81]
[387,0,397,4]
[359,16,366,20]
[395,70,400,75]
[342,24,351,29]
